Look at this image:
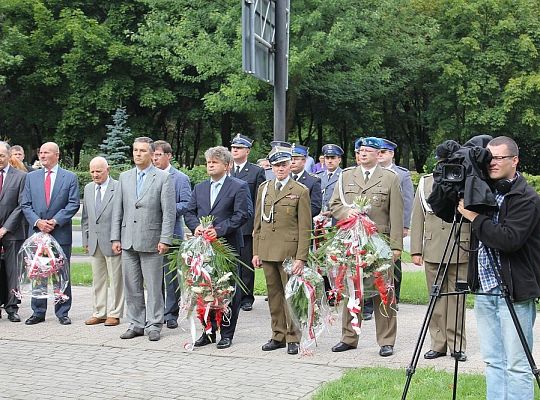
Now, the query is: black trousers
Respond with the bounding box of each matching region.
[238,235,255,306]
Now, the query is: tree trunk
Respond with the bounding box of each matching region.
[191,119,203,169]
[220,112,232,147]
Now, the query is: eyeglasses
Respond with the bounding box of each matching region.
[491,155,516,162]
[355,148,378,154]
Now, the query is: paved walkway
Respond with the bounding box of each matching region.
[2,285,540,399]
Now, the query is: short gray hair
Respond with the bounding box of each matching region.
[0,141,10,154]
[134,136,155,152]
[488,136,519,157]
[204,146,232,166]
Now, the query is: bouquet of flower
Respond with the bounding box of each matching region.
[314,197,395,334]
[283,258,331,355]
[16,232,69,303]
[169,216,245,349]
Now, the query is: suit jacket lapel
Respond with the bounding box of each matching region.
[49,168,64,208]
[137,166,156,201]
[353,167,367,190]
[363,166,383,191]
[237,164,250,179]
[275,179,294,202]
[210,176,230,211]
[96,181,115,220]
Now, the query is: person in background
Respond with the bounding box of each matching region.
[313,154,326,173]
[290,144,322,218]
[11,145,34,172]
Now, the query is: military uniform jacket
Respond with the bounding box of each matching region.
[329,165,403,251]
[410,174,470,264]
[317,167,341,212]
[294,170,322,217]
[253,179,312,262]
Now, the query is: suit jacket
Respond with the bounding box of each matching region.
[21,166,80,245]
[330,165,403,251]
[233,162,265,236]
[389,163,414,229]
[253,179,312,262]
[317,167,341,212]
[184,176,251,252]
[81,178,119,257]
[169,166,191,239]
[410,174,470,264]
[0,167,27,241]
[294,170,322,217]
[111,166,176,252]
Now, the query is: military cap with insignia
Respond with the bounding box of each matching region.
[270,140,292,149]
[380,139,398,151]
[322,144,344,157]
[231,133,254,148]
[291,143,309,158]
[267,146,292,165]
[354,136,383,151]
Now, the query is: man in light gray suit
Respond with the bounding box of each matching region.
[0,141,27,322]
[81,157,124,327]
[111,137,175,342]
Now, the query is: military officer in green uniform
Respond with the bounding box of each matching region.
[410,173,469,362]
[252,146,312,356]
[329,137,403,357]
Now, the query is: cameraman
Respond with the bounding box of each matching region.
[458,136,540,400]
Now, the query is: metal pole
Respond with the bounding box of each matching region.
[273,0,287,141]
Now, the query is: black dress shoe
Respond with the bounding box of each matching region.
[262,339,286,351]
[362,313,373,321]
[7,312,21,322]
[120,329,144,339]
[287,342,299,355]
[241,303,253,311]
[58,316,72,325]
[25,315,45,325]
[217,337,232,349]
[424,350,446,359]
[331,342,356,352]
[379,345,394,357]
[194,333,216,347]
[451,351,467,362]
[166,319,178,329]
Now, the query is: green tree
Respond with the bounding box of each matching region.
[100,106,131,166]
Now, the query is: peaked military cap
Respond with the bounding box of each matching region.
[231,133,254,148]
[268,146,292,165]
[322,144,344,157]
[291,143,309,157]
[270,140,292,148]
[380,139,398,151]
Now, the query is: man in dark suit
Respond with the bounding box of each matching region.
[111,137,176,342]
[0,142,27,322]
[230,134,266,311]
[184,146,252,349]
[290,144,322,217]
[21,142,80,325]
[81,157,124,327]
[152,140,191,330]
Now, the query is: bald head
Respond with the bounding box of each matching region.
[89,156,110,185]
[39,142,60,169]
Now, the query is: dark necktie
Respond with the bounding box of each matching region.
[45,170,52,206]
[95,185,102,214]
[275,181,282,191]
[292,174,298,181]
[364,171,370,184]
[0,169,4,194]
[234,165,240,177]
[328,172,333,181]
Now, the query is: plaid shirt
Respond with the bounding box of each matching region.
[477,192,506,292]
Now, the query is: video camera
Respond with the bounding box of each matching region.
[427,135,498,223]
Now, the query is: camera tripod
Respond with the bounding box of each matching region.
[401,212,540,400]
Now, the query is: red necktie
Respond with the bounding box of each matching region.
[0,169,4,194]
[45,170,52,206]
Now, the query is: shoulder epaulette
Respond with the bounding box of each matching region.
[395,165,410,172]
[342,166,356,172]
[309,173,320,179]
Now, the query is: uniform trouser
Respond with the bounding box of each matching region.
[31,245,72,318]
[0,239,23,313]
[238,235,255,306]
[341,265,397,347]
[122,249,163,333]
[262,260,300,343]
[90,247,124,319]
[425,261,467,353]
